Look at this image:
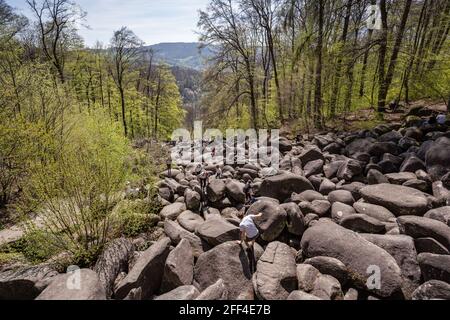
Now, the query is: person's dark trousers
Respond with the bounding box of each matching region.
[201,179,207,194]
[247,246,256,274]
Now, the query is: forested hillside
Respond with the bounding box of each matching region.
[198,0,449,130]
[145,42,214,71]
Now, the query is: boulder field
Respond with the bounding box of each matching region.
[2,116,450,300]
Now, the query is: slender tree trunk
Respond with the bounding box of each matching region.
[314,0,324,128]
[245,58,259,130]
[382,0,413,100]
[267,32,283,121]
[377,0,388,113]
[402,0,428,103]
[154,72,162,139]
[427,1,450,71]
[119,85,127,137]
[330,0,352,118]
[359,29,373,98]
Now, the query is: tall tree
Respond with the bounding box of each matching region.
[378,0,413,110]
[313,0,324,128]
[26,0,85,83]
[108,27,143,137]
[330,0,353,118]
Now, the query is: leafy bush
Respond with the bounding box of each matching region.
[0,252,26,266]
[5,229,60,264]
[20,110,130,267]
[111,199,161,238]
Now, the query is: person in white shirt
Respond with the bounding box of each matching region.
[238,212,263,249]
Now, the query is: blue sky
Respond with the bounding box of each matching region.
[7,0,210,47]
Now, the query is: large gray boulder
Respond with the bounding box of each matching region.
[0,265,58,300]
[397,216,450,252]
[177,211,204,233]
[353,202,396,222]
[417,253,450,284]
[425,207,450,227]
[299,147,325,165]
[36,269,106,300]
[297,264,321,293]
[160,203,187,220]
[161,239,194,293]
[196,279,228,300]
[259,173,314,202]
[155,285,200,300]
[194,242,264,300]
[327,190,355,206]
[281,203,305,236]
[207,179,226,203]
[360,184,430,216]
[115,237,171,299]
[247,200,287,241]
[225,180,246,204]
[412,280,450,300]
[287,290,321,300]
[253,242,297,300]
[195,216,240,247]
[304,256,349,286]
[340,214,386,234]
[361,234,421,297]
[414,237,450,255]
[425,137,450,181]
[94,238,134,298]
[184,189,201,211]
[301,219,403,297]
[164,220,209,258]
[311,274,344,300]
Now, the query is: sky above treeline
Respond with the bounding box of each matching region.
[7,0,210,47]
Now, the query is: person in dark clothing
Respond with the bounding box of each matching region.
[198,169,209,195]
[244,181,252,204]
[166,157,172,177]
[215,165,222,179]
[428,114,438,125]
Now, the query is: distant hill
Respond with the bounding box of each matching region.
[144,42,214,71]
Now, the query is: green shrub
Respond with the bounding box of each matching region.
[8,229,61,264]
[19,110,130,267]
[0,252,26,266]
[111,199,161,237]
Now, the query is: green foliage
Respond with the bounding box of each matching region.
[6,229,60,264]
[19,110,130,266]
[111,199,161,238]
[0,252,26,266]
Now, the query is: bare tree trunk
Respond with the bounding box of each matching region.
[330,0,352,118]
[382,0,413,101]
[119,86,127,137]
[314,0,324,128]
[377,0,388,113]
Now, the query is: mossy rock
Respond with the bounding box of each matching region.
[405,116,423,127]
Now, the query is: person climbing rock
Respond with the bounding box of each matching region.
[166,156,172,177]
[198,167,210,195]
[243,180,253,204]
[195,163,202,176]
[238,212,263,273]
[238,212,262,247]
[215,165,222,179]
